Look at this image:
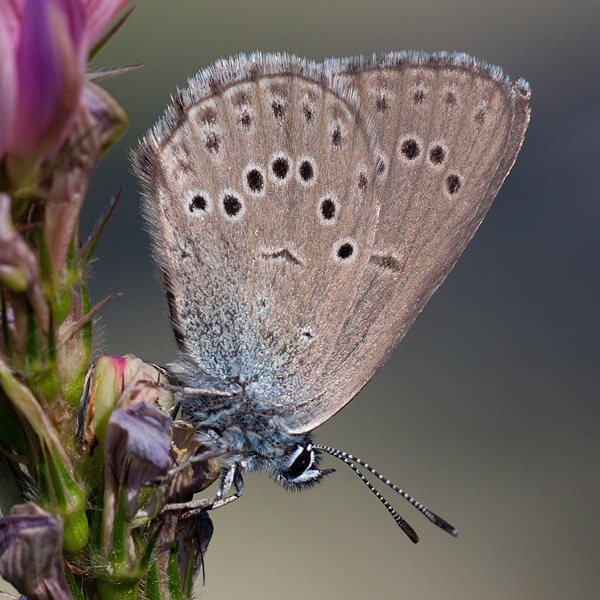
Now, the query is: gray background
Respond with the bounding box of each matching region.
[82,1,598,598]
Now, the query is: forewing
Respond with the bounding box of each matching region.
[134,54,382,403]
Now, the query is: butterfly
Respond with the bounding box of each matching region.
[133,51,530,542]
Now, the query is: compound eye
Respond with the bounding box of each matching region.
[285,446,314,479]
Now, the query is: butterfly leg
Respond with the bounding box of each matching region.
[209,463,244,510]
[161,462,244,516]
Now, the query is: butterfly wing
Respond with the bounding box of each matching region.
[134,54,384,401]
[287,53,530,432]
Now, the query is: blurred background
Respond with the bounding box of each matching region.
[80,0,598,598]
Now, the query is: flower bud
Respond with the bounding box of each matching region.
[0,193,39,292]
[104,401,173,521]
[0,503,74,600]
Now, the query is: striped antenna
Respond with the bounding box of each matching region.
[314,444,458,542]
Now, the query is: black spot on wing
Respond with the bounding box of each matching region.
[261,248,302,266]
[370,254,402,272]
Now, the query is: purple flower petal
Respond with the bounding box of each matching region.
[0,1,25,40]
[0,16,17,158]
[81,0,129,45]
[105,402,173,519]
[0,503,74,600]
[176,511,214,589]
[10,0,85,157]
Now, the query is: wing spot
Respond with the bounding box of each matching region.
[358,172,368,191]
[429,145,445,165]
[246,168,264,193]
[299,160,314,182]
[320,197,336,221]
[446,174,461,194]
[272,157,290,180]
[189,194,207,213]
[445,91,456,105]
[200,107,217,125]
[302,102,314,122]
[222,194,243,217]
[206,132,219,153]
[376,95,389,112]
[337,242,354,260]
[272,100,285,120]
[413,89,425,104]
[261,248,302,266]
[239,112,252,130]
[370,255,401,272]
[231,90,250,106]
[332,126,342,147]
[401,138,420,160]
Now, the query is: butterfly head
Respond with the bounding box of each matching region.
[272,440,335,490]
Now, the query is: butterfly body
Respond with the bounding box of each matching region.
[171,387,323,488]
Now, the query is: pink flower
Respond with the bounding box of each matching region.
[0,14,16,159]
[0,0,128,184]
[80,0,128,44]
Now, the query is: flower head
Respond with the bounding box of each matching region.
[0,0,129,185]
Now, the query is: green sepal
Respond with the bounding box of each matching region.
[95,486,149,598]
[62,506,90,554]
[49,281,74,328]
[81,278,92,348]
[37,229,73,326]
[65,568,86,600]
[96,578,140,600]
[25,308,38,373]
[21,299,59,402]
[60,283,93,410]
[139,523,161,574]
[40,448,89,553]
[61,360,88,411]
[180,535,196,599]
[36,226,54,284]
[36,324,60,403]
[109,484,129,565]
[145,561,161,600]
[80,192,121,269]
[90,500,105,555]
[89,7,135,60]
[0,356,66,454]
[57,475,88,553]
[167,546,184,600]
